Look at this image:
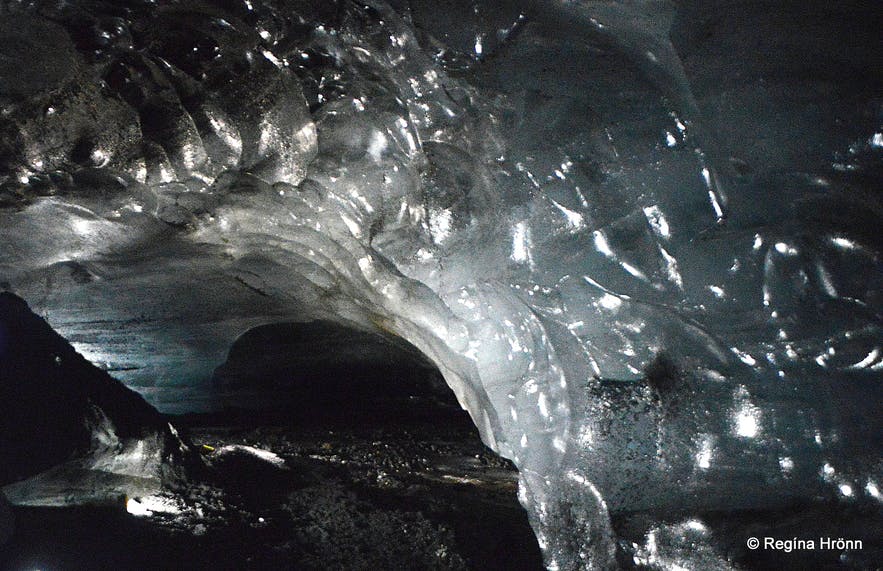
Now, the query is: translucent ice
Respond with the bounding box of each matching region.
[0,0,880,568]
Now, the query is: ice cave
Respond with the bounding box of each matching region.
[0,0,881,569]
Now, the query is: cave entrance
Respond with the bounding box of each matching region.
[211,319,465,426]
[0,301,544,570]
[197,319,544,569]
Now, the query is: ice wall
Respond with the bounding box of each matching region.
[0,0,880,568]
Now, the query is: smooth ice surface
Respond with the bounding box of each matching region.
[0,0,881,568]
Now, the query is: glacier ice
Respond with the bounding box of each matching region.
[0,0,881,568]
[0,292,193,510]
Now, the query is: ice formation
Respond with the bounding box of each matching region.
[0,293,192,507]
[0,0,880,568]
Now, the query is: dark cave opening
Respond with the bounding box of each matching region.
[209,319,463,425]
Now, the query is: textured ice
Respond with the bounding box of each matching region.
[0,293,193,508]
[0,0,880,568]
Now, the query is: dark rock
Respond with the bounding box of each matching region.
[0,491,12,545]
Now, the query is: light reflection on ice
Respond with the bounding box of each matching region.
[126,495,182,517]
[695,435,714,470]
[0,0,880,568]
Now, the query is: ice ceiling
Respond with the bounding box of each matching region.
[0,0,881,568]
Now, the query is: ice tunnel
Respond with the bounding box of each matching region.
[0,0,881,569]
[211,319,453,414]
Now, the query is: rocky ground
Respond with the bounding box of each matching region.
[1,403,544,570]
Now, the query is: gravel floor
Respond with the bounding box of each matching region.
[1,403,544,571]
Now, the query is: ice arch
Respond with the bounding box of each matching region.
[1,0,880,568]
